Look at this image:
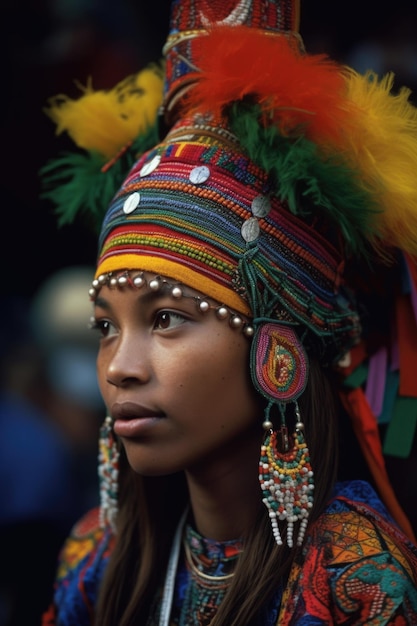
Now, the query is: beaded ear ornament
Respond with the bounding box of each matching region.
[252,322,314,547]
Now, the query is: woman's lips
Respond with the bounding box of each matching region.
[112,401,164,438]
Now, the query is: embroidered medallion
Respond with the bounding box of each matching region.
[251,322,308,403]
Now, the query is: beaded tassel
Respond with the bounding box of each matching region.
[98,416,120,532]
[259,405,314,547]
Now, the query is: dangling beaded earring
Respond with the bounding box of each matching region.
[251,323,314,547]
[98,416,120,533]
[259,403,314,547]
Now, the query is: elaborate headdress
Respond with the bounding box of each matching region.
[42,0,417,544]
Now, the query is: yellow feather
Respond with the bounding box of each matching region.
[337,70,417,254]
[44,64,164,159]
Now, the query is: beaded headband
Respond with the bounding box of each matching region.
[90,270,255,337]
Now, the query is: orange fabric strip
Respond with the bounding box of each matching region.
[396,294,417,398]
[95,254,251,315]
[340,387,416,543]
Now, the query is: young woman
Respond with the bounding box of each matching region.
[41,0,417,624]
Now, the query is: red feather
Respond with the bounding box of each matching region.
[184,25,353,145]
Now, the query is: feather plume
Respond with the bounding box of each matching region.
[44,63,164,159]
[337,70,417,255]
[41,123,159,230]
[41,63,164,228]
[184,26,417,257]
[183,25,352,145]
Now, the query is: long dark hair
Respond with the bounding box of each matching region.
[95,358,341,625]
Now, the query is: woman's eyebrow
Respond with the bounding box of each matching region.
[93,287,177,311]
[94,295,111,310]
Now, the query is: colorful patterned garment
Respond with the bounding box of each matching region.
[42,481,417,626]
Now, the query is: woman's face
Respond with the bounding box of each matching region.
[94,275,263,477]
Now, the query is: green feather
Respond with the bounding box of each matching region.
[40,122,160,233]
[228,102,382,254]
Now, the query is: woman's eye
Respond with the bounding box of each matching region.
[154,311,186,331]
[90,319,116,338]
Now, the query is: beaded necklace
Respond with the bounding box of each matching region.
[174,525,243,625]
[158,512,243,626]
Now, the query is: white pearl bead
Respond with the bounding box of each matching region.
[243,324,254,337]
[133,276,144,287]
[199,300,210,312]
[230,315,243,328]
[171,286,183,299]
[149,278,160,290]
[216,306,229,319]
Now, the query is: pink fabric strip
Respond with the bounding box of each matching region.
[365,346,387,418]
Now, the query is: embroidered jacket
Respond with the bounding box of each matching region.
[42,481,417,625]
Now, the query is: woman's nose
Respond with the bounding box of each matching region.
[105,333,151,387]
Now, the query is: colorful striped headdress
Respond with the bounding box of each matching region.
[96,115,361,365]
[42,0,417,540]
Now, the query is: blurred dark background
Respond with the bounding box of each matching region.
[0,1,416,625]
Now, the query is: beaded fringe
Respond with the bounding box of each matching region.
[98,416,120,532]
